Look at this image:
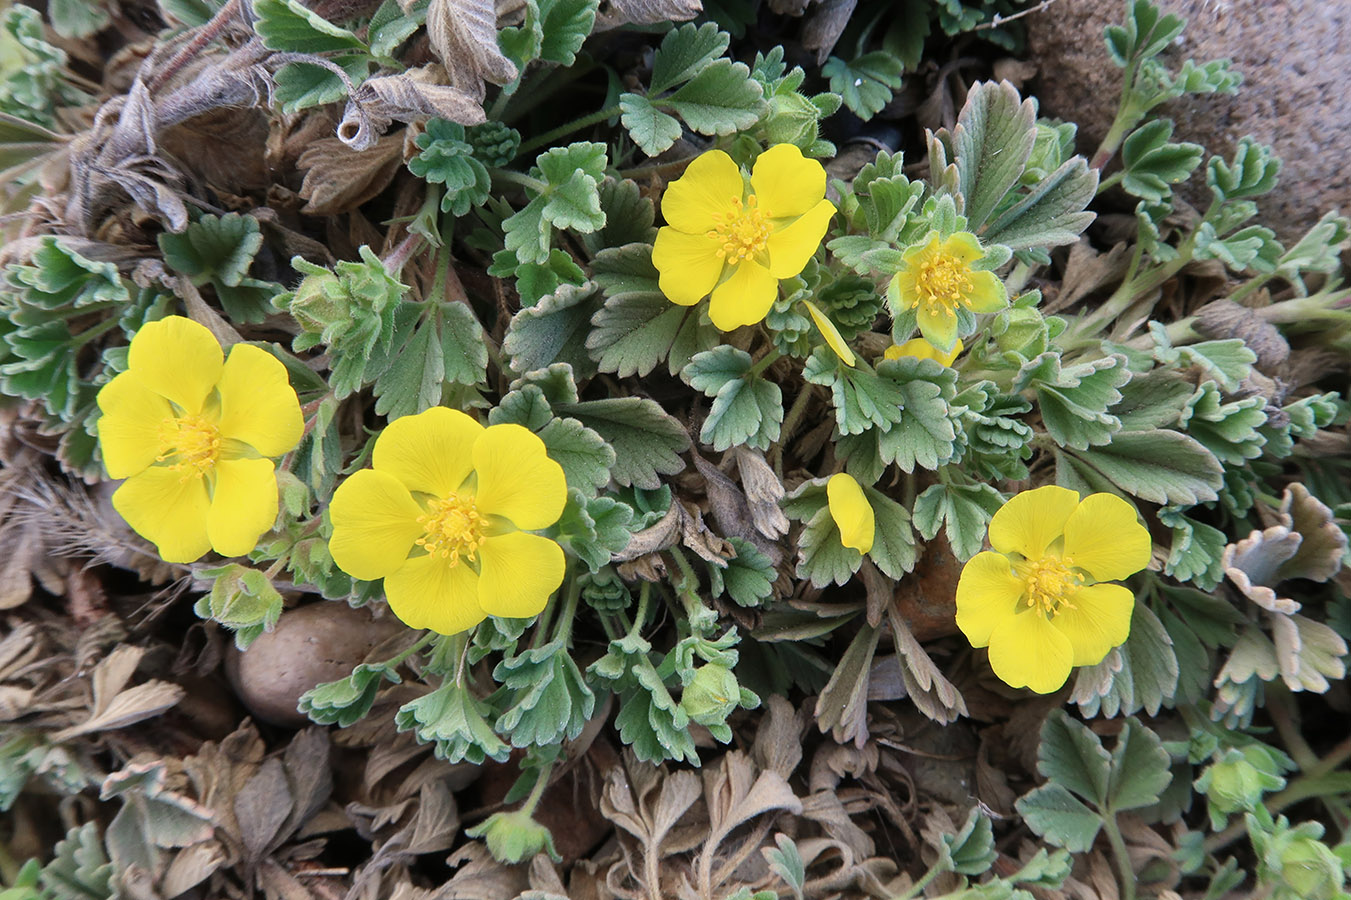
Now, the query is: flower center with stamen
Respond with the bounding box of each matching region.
[1019,555,1082,616]
[912,252,974,318]
[415,492,486,565]
[157,414,221,479]
[707,195,772,264]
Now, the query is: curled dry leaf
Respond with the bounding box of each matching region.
[594,0,702,29]
[1270,613,1348,693]
[425,0,518,101]
[340,66,486,150]
[1223,483,1347,614]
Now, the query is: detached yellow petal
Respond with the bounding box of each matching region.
[215,344,303,458]
[987,609,1074,694]
[804,301,855,367]
[1062,493,1152,582]
[964,270,1008,314]
[955,551,1025,647]
[653,227,725,305]
[96,372,172,479]
[750,143,826,218]
[207,457,278,558]
[374,407,483,497]
[988,485,1080,560]
[476,531,565,618]
[127,316,223,415]
[1051,582,1135,667]
[112,467,212,563]
[471,424,567,530]
[708,260,778,331]
[766,198,834,278]
[661,150,742,232]
[826,472,874,553]
[328,469,425,581]
[383,553,487,635]
[884,338,963,367]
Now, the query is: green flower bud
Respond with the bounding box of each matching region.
[1022,122,1072,184]
[580,569,632,612]
[1198,752,1264,815]
[284,270,349,348]
[465,809,561,864]
[1275,836,1344,900]
[762,92,822,151]
[992,306,1048,357]
[680,663,742,726]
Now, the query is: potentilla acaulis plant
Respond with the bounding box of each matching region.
[3,1,1350,898]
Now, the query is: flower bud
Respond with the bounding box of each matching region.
[680,663,742,726]
[992,306,1048,357]
[284,270,350,347]
[762,92,822,151]
[1274,835,1344,899]
[465,810,561,864]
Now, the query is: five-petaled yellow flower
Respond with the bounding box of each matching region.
[955,486,1151,694]
[827,472,874,553]
[96,316,303,563]
[884,337,965,367]
[653,144,836,331]
[889,232,1006,353]
[327,407,567,635]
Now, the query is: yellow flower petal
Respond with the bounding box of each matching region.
[941,232,984,264]
[127,316,223,415]
[915,304,959,353]
[328,469,425,581]
[374,407,483,497]
[661,149,742,232]
[215,344,303,459]
[471,423,566,530]
[1062,493,1152,582]
[884,338,964,367]
[112,467,212,563]
[750,143,826,219]
[955,551,1026,647]
[1051,582,1135,667]
[826,472,874,552]
[383,553,487,635]
[96,372,173,479]
[988,485,1080,560]
[653,227,725,305]
[766,198,834,279]
[476,531,565,618]
[964,270,1008,314]
[987,608,1074,694]
[708,260,778,331]
[207,457,278,558]
[804,301,855,367]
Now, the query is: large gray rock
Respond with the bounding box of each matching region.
[1023,0,1351,239]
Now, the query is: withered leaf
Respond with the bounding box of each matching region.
[887,607,967,724]
[340,67,485,150]
[1044,238,1132,314]
[731,447,789,540]
[235,757,294,862]
[814,622,879,748]
[299,135,405,215]
[694,751,802,897]
[425,0,517,100]
[52,646,185,741]
[595,0,702,29]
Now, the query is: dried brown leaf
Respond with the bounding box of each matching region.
[801,0,859,64]
[426,0,517,99]
[730,448,789,541]
[814,622,879,748]
[693,751,801,899]
[1045,239,1132,314]
[299,135,404,215]
[886,608,967,724]
[340,66,485,150]
[236,758,294,862]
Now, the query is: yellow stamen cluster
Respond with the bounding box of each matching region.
[415,492,487,565]
[706,195,772,263]
[912,252,975,318]
[157,414,221,479]
[1018,555,1082,615]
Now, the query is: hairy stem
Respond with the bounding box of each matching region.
[517,103,623,157]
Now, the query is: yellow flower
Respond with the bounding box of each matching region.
[888,232,1006,353]
[955,486,1151,694]
[652,144,836,331]
[827,472,874,553]
[884,337,965,367]
[327,408,567,635]
[96,316,303,563]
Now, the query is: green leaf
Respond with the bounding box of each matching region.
[950,80,1037,230]
[370,302,488,420]
[981,158,1098,253]
[39,824,114,900]
[875,357,961,472]
[1063,429,1224,505]
[822,52,904,120]
[711,536,775,607]
[783,480,862,588]
[863,486,916,578]
[1206,137,1280,201]
[912,482,1004,561]
[394,680,511,764]
[48,0,110,38]
[1017,783,1102,853]
[684,346,782,451]
[158,212,263,287]
[193,564,284,650]
[274,54,369,113]
[1121,120,1203,202]
[588,244,717,377]
[1180,383,1267,465]
[1104,1,1186,66]
[503,282,603,377]
[620,93,683,156]
[493,640,597,747]
[538,416,615,495]
[664,59,766,135]
[614,659,698,764]
[945,808,997,876]
[1159,506,1227,589]
[503,143,608,265]
[367,0,425,59]
[582,179,658,254]
[409,118,492,216]
[298,662,402,727]
[159,0,225,27]
[1037,710,1111,807]
[1074,603,1179,719]
[1106,717,1173,810]
[803,348,905,436]
[649,22,729,94]
[554,491,634,570]
[1015,352,1130,450]
[251,0,366,54]
[841,149,925,243]
[536,0,597,65]
[557,397,689,489]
